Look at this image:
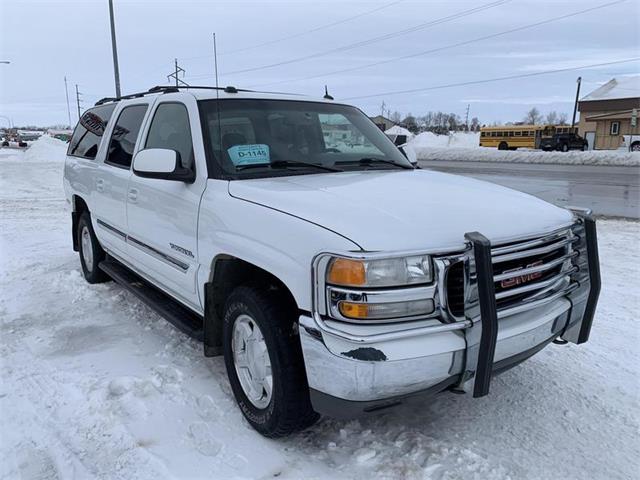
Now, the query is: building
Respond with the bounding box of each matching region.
[577,76,640,150]
[369,115,395,132]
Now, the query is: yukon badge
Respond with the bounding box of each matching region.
[169,243,194,258]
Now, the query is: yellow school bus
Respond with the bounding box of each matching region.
[479,125,578,150]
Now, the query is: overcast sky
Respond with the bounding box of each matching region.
[1,0,638,127]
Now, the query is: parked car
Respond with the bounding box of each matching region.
[540,133,588,152]
[63,86,601,437]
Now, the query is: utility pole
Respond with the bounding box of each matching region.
[167,58,188,87]
[380,101,386,117]
[571,76,582,129]
[75,84,82,121]
[465,103,470,131]
[108,0,121,98]
[64,77,72,128]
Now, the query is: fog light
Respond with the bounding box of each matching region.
[338,299,435,320]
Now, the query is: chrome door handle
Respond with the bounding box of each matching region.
[96,178,105,192]
[128,189,138,202]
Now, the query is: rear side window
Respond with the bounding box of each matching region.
[67,104,116,159]
[106,105,148,168]
[144,103,194,169]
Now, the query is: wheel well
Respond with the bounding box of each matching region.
[203,256,298,356]
[71,195,89,251]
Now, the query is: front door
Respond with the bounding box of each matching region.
[585,131,595,150]
[126,99,206,311]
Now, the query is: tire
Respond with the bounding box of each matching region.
[77,211,109,283]
[581,144,587,151]
[560,143,569,152]
[223,285,319,437]
[631,142,640,152]
[498,142,508,151]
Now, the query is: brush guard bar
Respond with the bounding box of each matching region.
[307,212,600,399]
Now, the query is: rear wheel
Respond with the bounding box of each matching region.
[223,285,319,437]
[77,212,109,283]
[498,141,508,150]
[560,143,569,152]
[631,142,640,152]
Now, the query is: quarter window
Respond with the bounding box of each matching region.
[106,105,148,168]
[610,121,620,135]
[67,104,116,159]
[145,103,194,169]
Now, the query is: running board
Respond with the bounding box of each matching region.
[99,258,204,342]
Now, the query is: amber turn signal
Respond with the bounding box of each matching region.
[327,258,366,286]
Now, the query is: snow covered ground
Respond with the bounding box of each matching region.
[408,131,640,166]
[1,138,639,479]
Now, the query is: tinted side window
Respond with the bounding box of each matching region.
[67,104,116,159]
[106,105,148,168]
[145,103,194,169]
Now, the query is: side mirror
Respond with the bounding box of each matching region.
[132,148,195,183]
[398,143,418,166]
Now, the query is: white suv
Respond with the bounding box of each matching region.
[63,85,601,437]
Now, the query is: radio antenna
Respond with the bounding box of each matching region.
[213,33,223,171]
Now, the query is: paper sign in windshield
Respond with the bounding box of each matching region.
[227,144,270,166]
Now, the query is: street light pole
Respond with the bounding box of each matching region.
[108,0,122,98]
[571,76,582,129]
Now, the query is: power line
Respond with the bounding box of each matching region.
[187,0,511,79]
[251,0,628,89]
[184,0,406,60]
[341,58,640,101]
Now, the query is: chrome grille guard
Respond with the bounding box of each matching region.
[307,210,601,398]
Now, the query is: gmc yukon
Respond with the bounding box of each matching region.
[63,85,601,437]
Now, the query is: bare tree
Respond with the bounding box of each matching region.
[523,107,542,125]
[470,117,480,131]
[390,111,402,124]
[557,113,569,125]
[545,111,558,125]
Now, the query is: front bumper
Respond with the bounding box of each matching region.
[299,213,600,416]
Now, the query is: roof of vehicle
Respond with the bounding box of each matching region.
[94,85,338,107]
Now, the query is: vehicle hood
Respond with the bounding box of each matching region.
[227,169,574,251]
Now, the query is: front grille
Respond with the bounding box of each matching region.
[446,261,465,317]
[445,228,578,317]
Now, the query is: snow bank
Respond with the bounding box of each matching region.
[18,135,68,162]
[414,146,640,166]
[411,131,480,149]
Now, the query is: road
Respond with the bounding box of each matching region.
[419,160,640,219]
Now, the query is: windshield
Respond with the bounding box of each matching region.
[199,99,412,179]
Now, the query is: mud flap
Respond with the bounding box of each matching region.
[562,214,601,344]
[458,232,499,398]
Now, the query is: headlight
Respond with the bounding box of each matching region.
[327,255,432,287]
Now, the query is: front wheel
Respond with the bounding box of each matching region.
[498,141,508,150]
[630,142,640,152]
[77,212,109,283]
[561,143,569,152]
[223,285,319,437]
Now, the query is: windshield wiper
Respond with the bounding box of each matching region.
[337,157,413,170]
[236,160,342,172]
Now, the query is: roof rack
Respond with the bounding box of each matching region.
[95,85,303,106]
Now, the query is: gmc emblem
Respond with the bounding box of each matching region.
[500,261,543,289]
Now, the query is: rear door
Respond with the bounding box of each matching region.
[125,96,206,311]
[92,102,150,258]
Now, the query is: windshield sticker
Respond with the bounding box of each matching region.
[227,144,270,166]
